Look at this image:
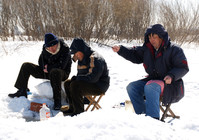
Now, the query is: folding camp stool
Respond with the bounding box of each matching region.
[159,99,180,122]
[85,93,104,111]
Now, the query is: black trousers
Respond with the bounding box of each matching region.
[15,62,68,102]
[64,80,103,114]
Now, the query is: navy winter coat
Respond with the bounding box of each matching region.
[70,38,110,93]
[118,24,189,105]
[38,39,72,75]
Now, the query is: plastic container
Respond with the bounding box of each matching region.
[39,103,50,121]
[125,100,135,113]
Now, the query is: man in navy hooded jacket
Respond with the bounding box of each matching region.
[63,38,110,116]
[112,24,189,119]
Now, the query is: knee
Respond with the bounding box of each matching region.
[126,82,136,95]
[70,81,80,89]
[70,81,82,94]
[64,80,71,89]
[126,83,132,93]
[144,84,153,94]
[126,83,138,99]
[21,62,32,69]
[144,83,157,91]
[144,83,161,96]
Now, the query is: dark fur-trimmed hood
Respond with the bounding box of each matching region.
[144,24,170,47]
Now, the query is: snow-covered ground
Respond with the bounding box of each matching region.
[0,40,199,140]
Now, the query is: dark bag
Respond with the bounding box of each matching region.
[162,79,184,105]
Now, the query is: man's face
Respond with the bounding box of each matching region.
[46,44,58,53]
[148,34,163,50]
[72,51,84,62]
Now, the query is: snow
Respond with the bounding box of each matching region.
[0,40,199,140]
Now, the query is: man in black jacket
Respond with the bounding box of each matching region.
[112,24,189,119]
[8,33,72,110]
[63,38,110,116]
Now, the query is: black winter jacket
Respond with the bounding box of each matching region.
[70,38,110,93]
[118,24,189,105]
[38,39,72,75]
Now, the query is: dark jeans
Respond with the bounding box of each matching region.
[64,80,103,114]
[15,62,68,102]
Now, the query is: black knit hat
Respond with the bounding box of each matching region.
[44,33,58,47]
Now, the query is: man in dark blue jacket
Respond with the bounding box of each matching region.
[63,38,110,116]
[8,33,72,110]
[112,24,189,119]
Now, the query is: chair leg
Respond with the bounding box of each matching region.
[85,94,104,111]
[168,108,180,119]
[91,95,103,111]
[160,104,171,121]
[160,104,180,121]
[85,95,96,111]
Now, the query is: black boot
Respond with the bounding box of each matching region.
[63,108,75,116]
[54,100,61,110]
[8,89,27,98]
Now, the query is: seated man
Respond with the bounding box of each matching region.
[112,24,189,119]
[8,33,72,110]
[64,38,110,116]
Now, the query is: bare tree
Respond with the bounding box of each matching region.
[109,0,152,41]
[0,0,199,46]
[158,0,199,45]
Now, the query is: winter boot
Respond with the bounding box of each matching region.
[54,100,61,110]
[63,108,75,116]
[8,89,27,98]
[62,103,75,115]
